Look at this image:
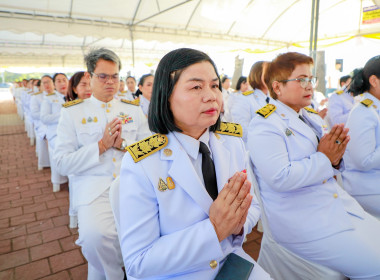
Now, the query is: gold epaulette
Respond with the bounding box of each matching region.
[126,134,168,163]
[121,90,127,94]
[32,91,43,96]
[62,99,83,108]
[361,99,373,107]
[216,122,243,137]
[256,104,276,118]
[46,92,56,96]
[242,90,254,96]
[336,90,344,95]
[304,106,318,114]
[121,98,140,106]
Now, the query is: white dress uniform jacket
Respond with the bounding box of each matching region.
[54,95,151,209]
[247,99,380,277]
[342,92,380,217]
[229,89,269,143]
[30,91,47,140]
[327,90,354,126]
[139,95,150,117]
[247,99,366,244]
[119,130,271,280]
[40,91,66,148]
[114,90,134,101]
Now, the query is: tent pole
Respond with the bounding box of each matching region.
[313,0,320,58]
[309,0,315,56]
[130,28,135,68]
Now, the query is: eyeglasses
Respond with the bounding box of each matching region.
[280,77,317,88]
[92,72,119,83]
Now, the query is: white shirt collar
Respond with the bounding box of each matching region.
[173,130,211,160]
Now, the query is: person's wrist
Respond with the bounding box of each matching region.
[99,139,107,153]
[332,159,342,169]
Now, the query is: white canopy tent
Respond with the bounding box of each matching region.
[0,0,379,73]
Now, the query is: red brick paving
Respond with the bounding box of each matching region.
[0,92,88,279]
[0,90,263,279]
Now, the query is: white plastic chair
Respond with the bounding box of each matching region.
[246,160,347,280]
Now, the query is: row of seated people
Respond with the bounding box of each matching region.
[11,48,380,280]
[12,70,155,228]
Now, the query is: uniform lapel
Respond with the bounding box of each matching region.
[209,132,231,193]
[165,133,213,215]
[276,101,318,149]
[302,110,323,138]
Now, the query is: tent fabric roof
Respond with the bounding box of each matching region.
[0,0,379,68]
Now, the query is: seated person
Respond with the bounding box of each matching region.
[248,51,380,279]
[342,55,380,219]
[119,48,271,280]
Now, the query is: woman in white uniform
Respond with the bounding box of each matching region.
[229,61,269,143]
[248,52,380,279]
[135,74,154,117]
[67,71,92,101]
[40,73,69,192]
[119,48,271,280]
[342,55,380,219]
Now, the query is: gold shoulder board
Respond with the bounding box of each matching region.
[304,106,318,114]
[126,134,168,163]
[32,91,42,95]
[46,92,56,96]
[62,99,84,108]
[121,90,127,94]
[216,122,243,137]
[361,99,373,107]
[121,98,140,106]
[242,90,254,96]
[256,104,276,118]
[336,90,344,95]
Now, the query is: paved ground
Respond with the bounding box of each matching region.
[0,89,262,279]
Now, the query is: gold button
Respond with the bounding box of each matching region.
[112,158,116,162]
[102,104,105,108]
[333,193,338,198]
[106,109,110,113]
[209,260,217,269]
[163,149,172,157]
[113,173,116,178]
[323,179,327,184]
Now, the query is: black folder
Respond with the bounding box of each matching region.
[214,253,254,280]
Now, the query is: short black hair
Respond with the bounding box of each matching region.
[41,75,53,81]
[221,76,230,83]
[135,74,154,97]
[148,48,222,134]
[236,76,247,91]
[126,76,136,82]
[53,73,67,83]
[339,75,351,86]
[350,55,380,96]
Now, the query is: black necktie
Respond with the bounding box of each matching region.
[199,142,218,200]
[299,115,320,143]
[298,115,307,123]
[265,97,270,103]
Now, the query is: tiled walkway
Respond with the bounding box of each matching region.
[0,89,262,279]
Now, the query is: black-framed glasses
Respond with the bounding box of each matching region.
[280,77,317,88]
[92,72,119,83]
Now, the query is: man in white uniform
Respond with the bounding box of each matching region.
[54,48,151,280]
